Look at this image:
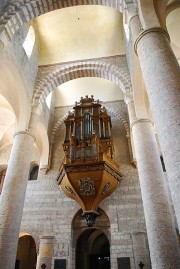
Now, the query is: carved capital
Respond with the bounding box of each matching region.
[131,118,154,129]
[39,165,49,175]
[134,27,170,55]
[14,130,36,141]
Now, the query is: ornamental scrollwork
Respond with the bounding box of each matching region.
[77,178,96,196]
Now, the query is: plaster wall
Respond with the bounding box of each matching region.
[33,6,125,65]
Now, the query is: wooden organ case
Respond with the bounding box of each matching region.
[58,95,123,226]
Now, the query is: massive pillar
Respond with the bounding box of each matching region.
[126,100,180,268]
[36,236,54,269]
[0,108,39,269]
[0,131,35,269]
[130,16,180,230]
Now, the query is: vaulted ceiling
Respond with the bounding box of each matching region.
[33,6,125,66]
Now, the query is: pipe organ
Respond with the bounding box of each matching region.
[58,95,123,226]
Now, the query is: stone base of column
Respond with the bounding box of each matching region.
[36,236,54,269]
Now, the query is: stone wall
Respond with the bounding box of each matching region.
[0,0,9,14]
[19,100,150,269]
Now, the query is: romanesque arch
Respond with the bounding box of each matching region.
[0,60,31,131]
[0,0,125,40]
[16,233,37,269]
[33,61,131,106]
[72,208,111,269]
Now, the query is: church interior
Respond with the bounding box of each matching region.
[0,0,180,269]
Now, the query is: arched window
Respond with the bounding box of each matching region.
[0,168,7,194]
[23,25,35,59]
[29,166,39,181]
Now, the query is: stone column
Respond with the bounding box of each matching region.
[131,118,180,268]
[132,232,151,269]
[126,97,137,126]
[0,131,35,269]
[0,107,40,269]
[125,96,137,166]
[36,236,54,269]
[130,16,180,230]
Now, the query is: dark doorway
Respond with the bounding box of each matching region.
[15,235,37,269]
[76,229,110,269]
[90,254,110,269]
[29,165,39,181]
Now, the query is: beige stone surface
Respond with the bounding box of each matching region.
[0,132,35,269]
[135,27,180,231]
[0,1,179,269]
[132,119,180,269]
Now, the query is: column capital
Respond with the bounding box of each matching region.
[124,1,138,25]
[39,165,49,175]
[14,130,36,141]
[131,118,154,129]
[128,14,139,27]
[124,94,134,105]
[31,103,42,116]
[39,235,54,240]
[131,231,147,236]
[134,27,170,55]
[39,236,54,247]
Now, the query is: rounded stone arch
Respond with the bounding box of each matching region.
[1,0,125,41]
[0,92,16,148]
[50,105,129,138]
[72,209,111,269]
[19,231,38,251]
[152,0,169,27]
[0,60,31,131]
[33,61,131,106]
[72,207,111,246]
[16,232,38,269]
[0,123,15,149]
[51,112,70,139]
[29,161,39,181]
[105,106,130,136]
[76,228,110,269]
[165,1,180,16]
[152,0,180,28]
[86,229,108,253]
[137,0,161,29]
